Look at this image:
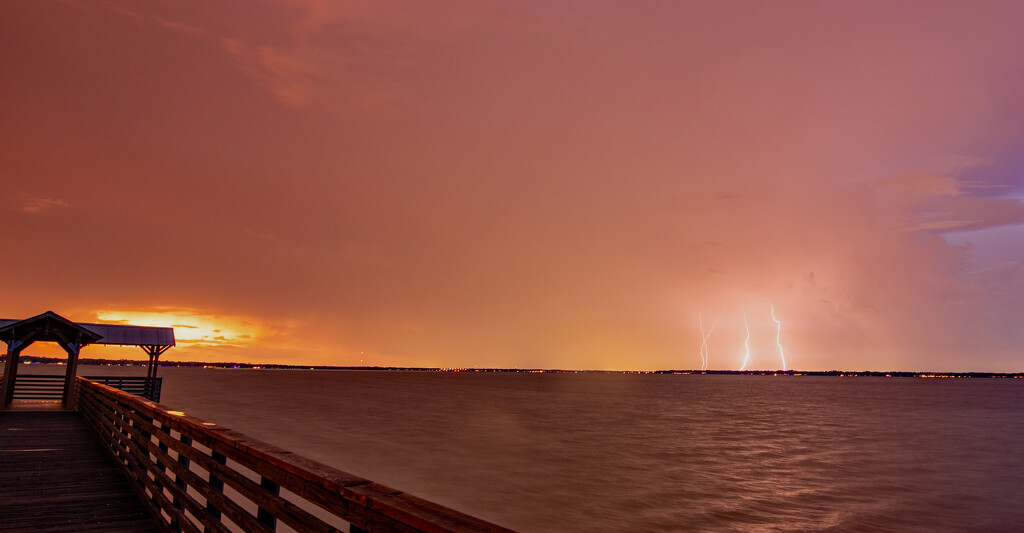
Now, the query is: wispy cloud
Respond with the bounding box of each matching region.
[80,0,404,113]
[220,37,341,111]
[77,0,555,114]
[23,197,70,213]
[874,173,1006,197]
[217,3,408,113]
[217,1,557,113]
[63,0,208,35]
[873,173,1024,233]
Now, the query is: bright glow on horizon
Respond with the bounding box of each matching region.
[94,309,265,349]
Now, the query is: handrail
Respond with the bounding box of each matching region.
[84,375,163,402]
[75,377,514,533]
[0,374,161,401]
[5,374,65,400]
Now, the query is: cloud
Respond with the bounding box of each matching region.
[70,0,395,113]
[65,0,208,35]
[873,173,1024,233]
[22,197,70,213]
[214,1,560,113]
[875,173,965,196]
[216,3,408,113]
[220,37,320,109]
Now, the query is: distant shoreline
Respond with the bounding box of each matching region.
[5,355,1022,378]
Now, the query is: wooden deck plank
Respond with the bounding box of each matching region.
[0,411,162,532]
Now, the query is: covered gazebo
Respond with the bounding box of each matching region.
[0,310,175,408]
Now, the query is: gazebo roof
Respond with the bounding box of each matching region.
[0,312,174,348]
[0,310,104,346]
[78,322,175,347]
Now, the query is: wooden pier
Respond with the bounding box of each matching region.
[0,410,161,532]
[0,378,514,533]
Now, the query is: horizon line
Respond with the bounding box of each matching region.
[8,356,1023,377]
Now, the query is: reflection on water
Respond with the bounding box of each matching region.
[65,366,1024,531]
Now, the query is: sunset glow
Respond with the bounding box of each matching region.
[94,310,265,349]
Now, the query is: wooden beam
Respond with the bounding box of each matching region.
[1,347,23,408]
[62,340,81,407]
[140,345,172,379]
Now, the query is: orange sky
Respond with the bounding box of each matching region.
[2,1,1023,371]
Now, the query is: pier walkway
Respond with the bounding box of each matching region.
[0,409,160,532]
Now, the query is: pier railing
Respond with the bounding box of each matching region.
[75,377,513,533]
[3,374,66,400]
[85,375,163,402]
[0,374,161,402]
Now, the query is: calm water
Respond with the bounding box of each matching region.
[79,367,1024,530]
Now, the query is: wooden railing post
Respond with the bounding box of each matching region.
[136,413,153,477]
[118,407,133,466]
[171,434,192,532]
[257,476,280,530]
[204,450,227,531]
[153,420,169,514]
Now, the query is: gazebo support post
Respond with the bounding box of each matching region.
[141,345,171,401]
[61,342,82,408]
[2,347,24,409]
[142,345,171,380]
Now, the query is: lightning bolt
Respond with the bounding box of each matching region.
[739,310,751,371]
[699,312,719,371]
[770,302,787,371]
